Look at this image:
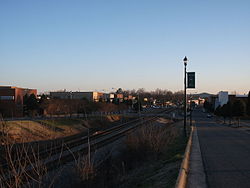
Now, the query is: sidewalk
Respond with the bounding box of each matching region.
[187,126,207,188]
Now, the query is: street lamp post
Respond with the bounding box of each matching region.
[183,56,188,137]
[138,93,141,117]
[189,93,192,127]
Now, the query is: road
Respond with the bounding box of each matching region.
[194,109,250,188]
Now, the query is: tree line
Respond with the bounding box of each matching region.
[123,88,184,104]
[23,88,184,117]
[23,94,128,117]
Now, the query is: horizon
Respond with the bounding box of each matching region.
[1,84,249,96]
[1,1,250,94]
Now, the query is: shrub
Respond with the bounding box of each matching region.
[124,124,175,164]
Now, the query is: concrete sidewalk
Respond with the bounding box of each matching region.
[187,126,207,188]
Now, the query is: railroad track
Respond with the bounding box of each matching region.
[0,108,176,185]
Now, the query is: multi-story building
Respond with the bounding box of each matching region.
[0,86,37,117]
[209,91,249,110]
[50,91,103,102]
[82,92,103,102]
[218,91,229,107]
[50,91,72,99]
[211,91,229,109]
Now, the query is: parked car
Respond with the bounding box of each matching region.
[207,114,212,118]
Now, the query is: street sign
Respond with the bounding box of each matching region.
[187,72,195,88]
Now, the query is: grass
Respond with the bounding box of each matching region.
[38,119,82,127]
[162,134,188,163]
[121,135,187,187]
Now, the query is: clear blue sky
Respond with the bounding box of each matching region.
[1,0,249,94]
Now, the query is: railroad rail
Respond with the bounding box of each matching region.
[0,108,177,186]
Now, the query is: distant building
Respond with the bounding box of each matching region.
[208,95,218,109]
[103,93,115,102]
[83,92,103,102]
[218,91,228,106]
[50,91,103,102]
[188,95,206,106]
[209,91,249,110]
[115,93,124,103]
[209,91,229,110]
[50,92,72,99]
[188,98,205,106]
[0,86,37,117]
[229,94,248,105]
[128,95,133,100]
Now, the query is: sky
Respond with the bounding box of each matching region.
[0,0,250,94]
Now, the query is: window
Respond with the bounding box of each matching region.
[0,96,14,100]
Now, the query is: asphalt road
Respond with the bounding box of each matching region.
[194,109,250,188]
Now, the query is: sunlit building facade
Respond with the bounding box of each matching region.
[0,86,37,117]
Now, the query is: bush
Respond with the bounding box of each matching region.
[123,124,175,166]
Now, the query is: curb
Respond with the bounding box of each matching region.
[187,126,207,188]
[175,126,194,188]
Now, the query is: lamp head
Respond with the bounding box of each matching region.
[183,56,188,66]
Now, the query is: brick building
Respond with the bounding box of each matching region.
[0,86,37,117]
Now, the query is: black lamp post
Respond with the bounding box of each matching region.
[189,94,193,126]
[183,56,188,137]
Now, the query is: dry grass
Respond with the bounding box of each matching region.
[4,120,86,143]
[124,122,176,162]
[106,115,121,122]
[2,115,125,144]
[0,142,61,188]
[75,155,95,182]
[118,120,187,188]
[70,149,114,188]
[0,118,62,188]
